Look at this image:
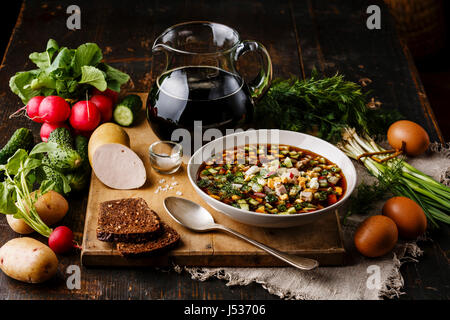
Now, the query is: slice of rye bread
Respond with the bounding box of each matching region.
[116,223,180,256]
[97,198,161,242]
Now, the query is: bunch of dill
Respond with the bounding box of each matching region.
[254,70,400,143]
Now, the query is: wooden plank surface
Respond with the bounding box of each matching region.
[81,95,345,267]
[0,0,448,299]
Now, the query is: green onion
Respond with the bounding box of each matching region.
[338,128,450,227]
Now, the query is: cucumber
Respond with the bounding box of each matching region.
[74,135,89,165]
[44,135,90,194]
[0,128,34,164]
[239,203,250,211]
[47,128,82,172]
[47,146,82,172]
[113,94,142,127]
[42,156,65,194]
[67,135,91,192]
[66,170,90,192]
[48,127,73,148]
[43,135,91,194]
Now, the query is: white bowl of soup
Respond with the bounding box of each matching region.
[187,130,357,228]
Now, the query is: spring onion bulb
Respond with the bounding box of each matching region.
[339,128,450,227]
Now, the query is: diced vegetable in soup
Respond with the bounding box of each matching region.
[196,144,346,214]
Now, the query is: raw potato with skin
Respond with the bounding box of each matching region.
[6,191,69,234]
[0,237,58,283]
[89,123,146,189]
[88,122,130,165]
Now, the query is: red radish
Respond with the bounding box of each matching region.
[92,88,119,103]
[26,96,45,122]
[8,95,45,120]
[48,226,76,254]
[40,122,69,142]
[69,100,101,131]
[38,96,71,123]
[90,95,113,122]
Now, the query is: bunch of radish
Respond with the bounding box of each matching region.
[23,89,117,142]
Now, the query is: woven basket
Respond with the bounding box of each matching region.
[384,0,446,59]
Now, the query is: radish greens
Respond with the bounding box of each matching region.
[9,39,130,104]
[0,143,71,237]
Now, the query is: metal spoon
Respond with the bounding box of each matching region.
[163,197,319,270]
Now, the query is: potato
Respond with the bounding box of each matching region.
[6,215,34,234]
[7,190,69,234]
[0,237,58,283]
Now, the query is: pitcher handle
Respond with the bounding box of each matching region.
[234,40,273,100]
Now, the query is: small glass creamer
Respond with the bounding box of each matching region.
[149,141,183,174]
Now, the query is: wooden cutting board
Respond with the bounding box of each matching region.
[81,94,346,267]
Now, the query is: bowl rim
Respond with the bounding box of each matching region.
[187,129,357,219]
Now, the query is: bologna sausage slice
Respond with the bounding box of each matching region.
[92,143,146,189]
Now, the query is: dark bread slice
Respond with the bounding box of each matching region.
[97,198,161,243]
[116,223,180,256]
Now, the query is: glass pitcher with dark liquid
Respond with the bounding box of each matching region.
[146,21,272,152]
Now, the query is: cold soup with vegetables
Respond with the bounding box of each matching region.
[196,144,346,214]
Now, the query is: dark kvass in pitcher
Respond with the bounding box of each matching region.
[146,66,254,143]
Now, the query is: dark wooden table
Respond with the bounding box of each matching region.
[0,0,448,300]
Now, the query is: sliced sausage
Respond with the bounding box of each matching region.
[92,143,146,189]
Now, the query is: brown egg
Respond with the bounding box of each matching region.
[387,120,430,156]
[382,196,427,239]
[354,215,398,258]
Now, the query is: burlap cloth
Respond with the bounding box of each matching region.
[174,143,450,300]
